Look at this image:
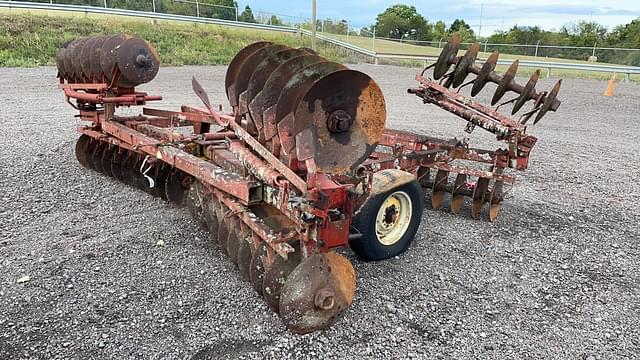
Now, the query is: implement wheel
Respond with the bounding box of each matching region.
[350,171,423,261]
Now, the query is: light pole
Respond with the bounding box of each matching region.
[311,0,316,51]
[361,27,376,51]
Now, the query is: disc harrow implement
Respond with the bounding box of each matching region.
[55,35,563,334]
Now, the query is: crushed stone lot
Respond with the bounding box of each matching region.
[0,64,639,359]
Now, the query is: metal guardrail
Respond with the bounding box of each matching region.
[373,53,640,81]
[2,0,639,81]
[0,1,298,33]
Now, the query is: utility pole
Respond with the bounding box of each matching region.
[478,3,483,38]
[196,0,200,17]
[311,0,317,51]
[152,0,156,13]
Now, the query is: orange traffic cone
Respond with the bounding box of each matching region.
[603,73,617,97]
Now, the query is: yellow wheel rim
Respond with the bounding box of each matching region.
[375,191,412,246]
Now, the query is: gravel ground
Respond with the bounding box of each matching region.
[1,64,639,360]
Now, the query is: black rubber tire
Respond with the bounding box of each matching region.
[349,180,423,261]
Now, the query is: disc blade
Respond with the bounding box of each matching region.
[165,169,188,207]
[290,69,386,174]
[226,218,241,266]
[249,243,267,295]
[512,69,540,114]
[116,37,160,87]
[246,48,309,135]
[100,34,130,83]
[234,44,290,113]
[534,79,562,125]
[75,134,92,168]
[261,54,324,141]
[79,37,97,81]
[471,177,490,220]
[471,50,499,96]
[279,252,356,335]
[89,36,108,81]
[491,60,519,105]
[451,42,480,88]
[433,34,461,80]
[431,170,449,209]
[237,229,253,281]
[450,173,467,214]
[110,147,125,180]
[262,242,302,313]
[91,141,107,173]
[225,41,272,106]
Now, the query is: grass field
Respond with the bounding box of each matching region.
[323,33,639,81]
[0,8,350,67]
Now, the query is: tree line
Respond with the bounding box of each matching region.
[354,4,640,66]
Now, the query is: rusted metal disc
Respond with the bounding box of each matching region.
[534,79,562,125]
[246,48,309,135]
[83,138,98,170]
[204,200,219,241]
[237,230,253,281]
[471,50,499,96]
[89,36,108,81]
[91,141,107,173]
[279,252,356,335]
[261,54,324,141]
[100,34,130,82]
[433,34,461,80]
[491,60,519,105]
[63,38,83,82]
[120,151,136,186]
[225,218,242,266]
[56,40,72,79]
[451,42,480,88]
[154,163,171,201]
[431,169,449,209]
[512,69,540,114]
[471,177,490,220]
[110,147,126,180]
[186,182,205,226]
[165,169,188,207]
[234,44,290,113]
[488,181,503,222]
[262,242,302,313]
[116,37,160,88]
[70,37,90,82]
[290,69,386,174]
[79,37,97,81]
[74,134,92,168]
[225,41,272,107]
[249,243,267,295]
[217,208,230,256]
[450,173,467,214]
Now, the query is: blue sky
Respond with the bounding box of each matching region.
[239,1,640,36]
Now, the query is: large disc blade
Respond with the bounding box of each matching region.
[246,48,309,135]
[75,134,92,168]
[165,169,188,207]
[56,40,71,79]
[491,60,519,105]
[89,36,108,81]
[100,34,130,82]
[234,44,290,112]
[433,34,461,80]
[225,218,242,266]
[451,42,480,88]
[237,230,253,281]
[116,37,160,87]
[262,242,302,313]
[261,54,324,141]
[225,41,272,107]
[79,37,97,81]
[291,70,386,174]
[512,69,540,114]
[534,79,562,125]
[471,50,499,96]
[249,243,267,295]
[279,252,356,335]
